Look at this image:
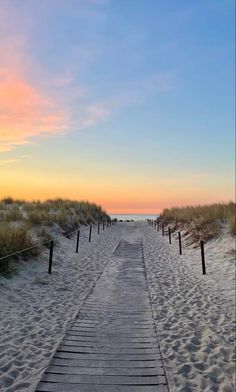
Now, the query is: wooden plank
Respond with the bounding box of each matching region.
[75,325,155,330]
[63,339,158,348]
[58,344,160,354]
[76,321,155,326]
[51,358,164,369]
[36,382,168,392]
[46,365,164,376]
[65,334,158,343]
[55,352,161,361]
[60,344,160,354]
[43,373,167,385]
[78,315,153,320]
[65,331,158,338]
[69,329,156,334]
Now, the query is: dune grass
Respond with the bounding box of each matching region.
[0,197,109,262]
[160,202,236,241]
[0,223,38,258]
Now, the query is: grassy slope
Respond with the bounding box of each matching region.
[0,197,109,259]
[160,202,236,243]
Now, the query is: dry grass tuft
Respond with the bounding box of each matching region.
[0,223,38,258]
[160,202,236,241]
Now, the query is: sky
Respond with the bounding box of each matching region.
[0,0,235,213]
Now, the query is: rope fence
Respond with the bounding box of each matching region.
[0,219,116,275]
[147,218,206,275]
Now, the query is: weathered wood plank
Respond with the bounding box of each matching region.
[65,331,158,338]
[74,325,155,330]
[50,358,164,368]
[59,344,160,354]
[46,364,164,376]
[36,382,168,392]
[55,351,161,361]
[65,334,158,343]
[63,339,159,348]
[43,373,167,385]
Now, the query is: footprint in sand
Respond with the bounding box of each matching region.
[177,363,192,376]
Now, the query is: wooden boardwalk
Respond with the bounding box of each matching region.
[36,237,168,392]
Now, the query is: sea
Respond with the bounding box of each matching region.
[110,214,159,222]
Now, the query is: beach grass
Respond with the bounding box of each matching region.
[160,202,236,241]
[0,197,109,260]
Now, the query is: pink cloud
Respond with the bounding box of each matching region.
[0,3,70,152]
[0,68,68,152]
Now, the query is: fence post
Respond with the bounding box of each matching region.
[76,230,80,253]
[178,232,182,255]
[89,226,92,242]
[200,240,206,275]
[157,221,159,231]
[98,222,100,234]
[162,224,164,236]
[48,240,54,274]
[168,227,171,244]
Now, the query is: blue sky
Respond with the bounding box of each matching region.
[0,0,235,212]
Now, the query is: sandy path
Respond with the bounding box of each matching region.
[141,223,235,392]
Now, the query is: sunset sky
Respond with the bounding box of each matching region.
[0,0,235,213]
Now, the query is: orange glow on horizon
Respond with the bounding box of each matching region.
[0,168,234,215]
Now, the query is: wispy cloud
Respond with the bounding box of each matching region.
[0,159,18,166]
[21,154,32,159]
[0,154,32,166]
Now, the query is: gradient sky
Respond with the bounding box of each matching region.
[0,0,235,213]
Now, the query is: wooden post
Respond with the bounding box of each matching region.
[76,230,80,253]
[103,220,105,230]
[178,232,182,255]
[107,220,109,228]
[89,226,92,242]
[168,227,171,244]
[98,222,100,234]
[200,240,206,275]
[157,222,159,232]
[48,240,54,274]
[162,224,164,236]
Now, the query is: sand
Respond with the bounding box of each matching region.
[0,222,235,392]
[141,223,235,392]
